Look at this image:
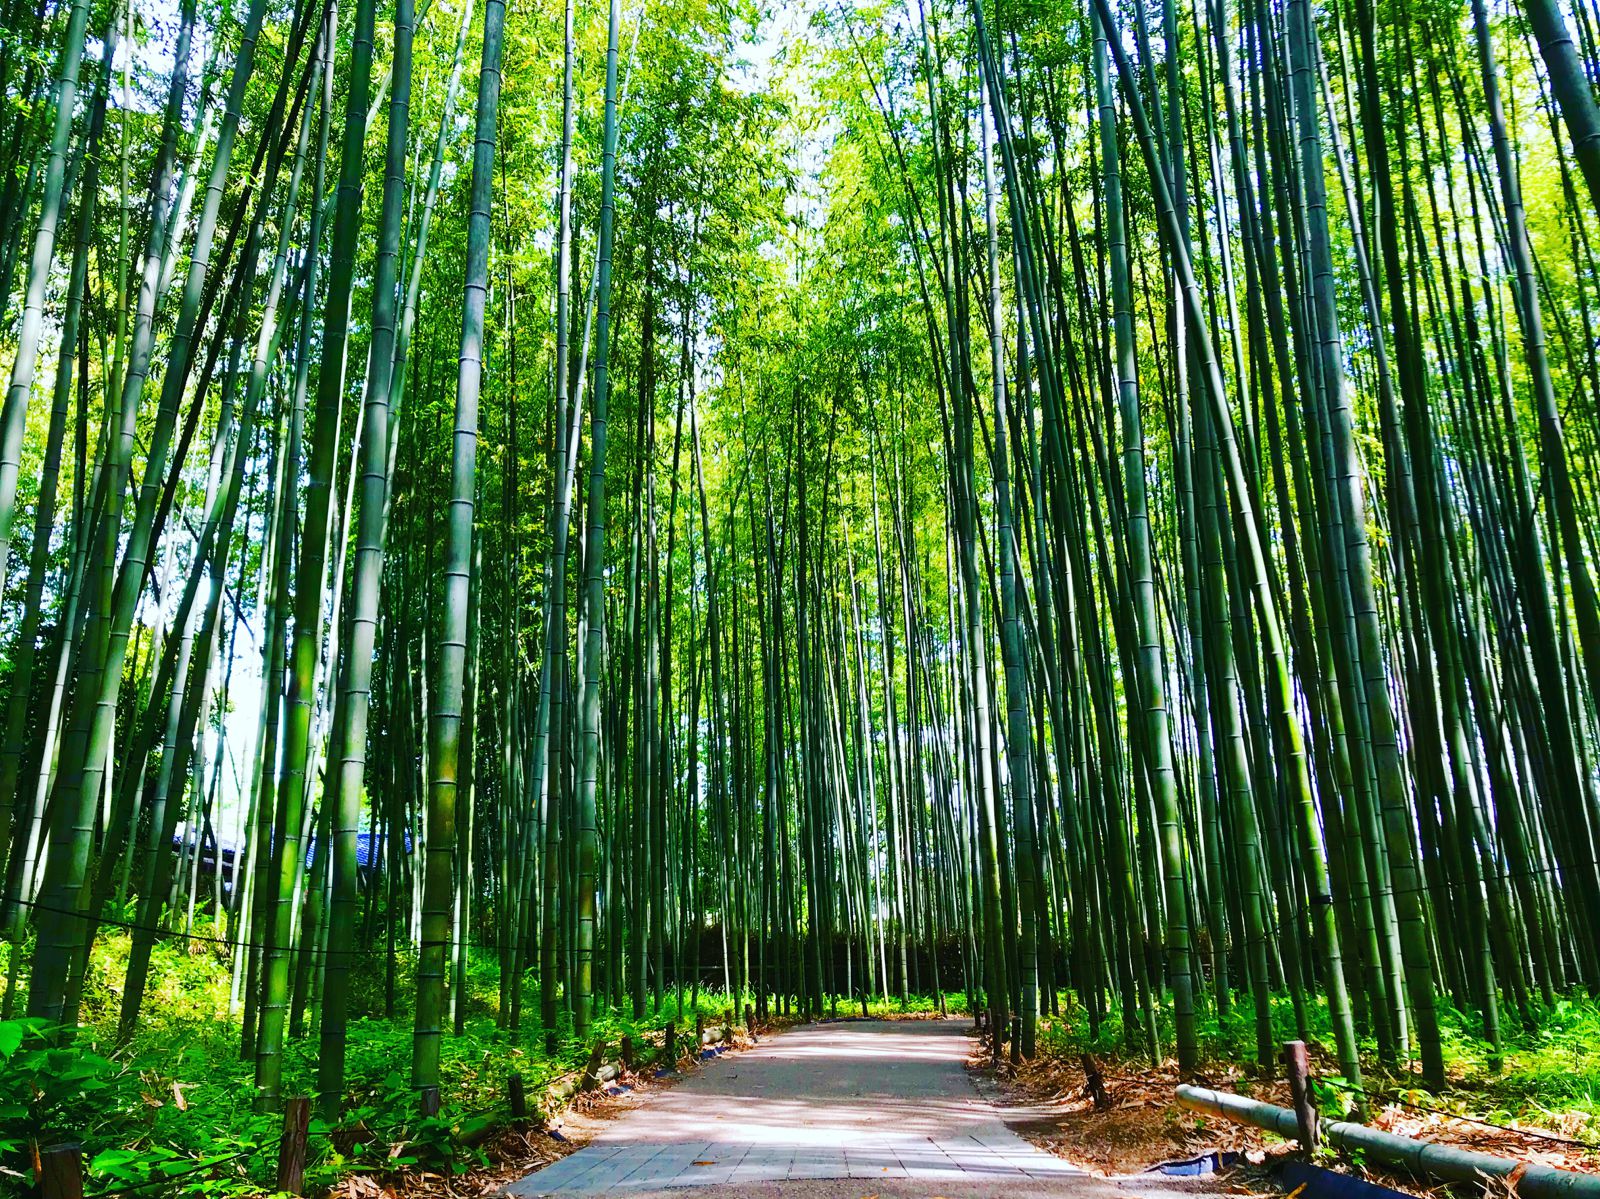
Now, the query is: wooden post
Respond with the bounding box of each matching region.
[419,1083,440,1118]
[694,1012,705,1048]
[39,1144,83,1199]
[620,1034,634,1072]
[1080,1054,1112,1111]
[1009,1016,1022,1065]
[509,1073,528,1119]
[275,1098,311,1195]
[581,1038,606,1090]
[745,1003,755,1032]
[1283,1041,1318,1154]
[664,1020,678,1063]
[938,992,947,1018]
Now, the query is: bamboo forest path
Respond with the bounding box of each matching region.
[507,1019,1223,1197]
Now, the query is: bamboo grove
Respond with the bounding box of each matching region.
[1,0,1600,1128]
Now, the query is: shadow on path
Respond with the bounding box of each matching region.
[507,1019,1234,1198]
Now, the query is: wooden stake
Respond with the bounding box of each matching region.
[509,1073,528,1119]
[1283,1041,1318,1153]
[275,1099,311,1195]
[39,1144,83,1199]
[1080,1054,1112,1111]
[581,1038,606,1090]
[664,1020,678,1063]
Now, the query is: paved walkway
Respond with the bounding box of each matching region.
[508,1018,1149,1197]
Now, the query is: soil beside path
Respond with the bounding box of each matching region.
[505,1017,1237,1198]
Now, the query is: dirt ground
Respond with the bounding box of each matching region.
[971,1039,1600,1196]
[967,1049,1279,1178]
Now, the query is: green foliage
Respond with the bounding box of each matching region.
[0,1017,114,1154]
[1033,988,1600,1146]
[0,929,826,1192]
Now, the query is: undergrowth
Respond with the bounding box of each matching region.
[13,925,1593,1198]
[1031,987,1600,1147]
[0,926,792,1196]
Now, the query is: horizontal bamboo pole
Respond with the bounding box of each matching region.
[1176,1084,1600,1199]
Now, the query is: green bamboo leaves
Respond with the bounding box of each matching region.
[5,0,1600,1123]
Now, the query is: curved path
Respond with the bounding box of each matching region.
[508,1018,1189,1198]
